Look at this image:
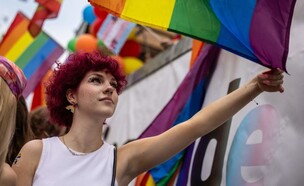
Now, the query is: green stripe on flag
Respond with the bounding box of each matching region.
[156,159,182,186]
[15,32,49,69]
[169,0,220,43]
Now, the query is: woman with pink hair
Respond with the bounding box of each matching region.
[13,51,284,186]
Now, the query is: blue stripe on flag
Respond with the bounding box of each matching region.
[23,38,57,78]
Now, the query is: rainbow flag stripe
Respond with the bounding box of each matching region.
[0,12,64,97]
[89,0,296,71]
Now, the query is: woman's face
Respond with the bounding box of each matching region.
[74,69,119,119]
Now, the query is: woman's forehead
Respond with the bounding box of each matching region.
[87,69,115,78]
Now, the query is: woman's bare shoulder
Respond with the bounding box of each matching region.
[12,139,43,171]
[22,139,43,152]
[17,139,43,159]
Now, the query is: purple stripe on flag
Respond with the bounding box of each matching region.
[23,47,64,97]
[176,144,195,186]
[139,44,220,138]
[250,0,296,72]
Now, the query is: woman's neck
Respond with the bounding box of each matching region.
[62,131,104,154]
[63,114,105,153]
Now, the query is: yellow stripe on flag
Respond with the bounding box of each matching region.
[121,0,176,30]
[5,32,33,62]
[0,19,29,56]
[146,174,156,186]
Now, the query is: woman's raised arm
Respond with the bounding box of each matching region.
[120,69,284,180]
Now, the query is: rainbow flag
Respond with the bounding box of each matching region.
[0,12,64,97]
[89,0,296,72]
[28,0,63,37]
[30,70,53,111]
[137,44,220,185]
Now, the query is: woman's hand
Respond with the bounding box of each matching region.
[256,68,284,93]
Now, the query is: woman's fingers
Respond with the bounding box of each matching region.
[260,73,284,80]
[279,85,285,93]
[262,68,283,75]
[262,79,284,86]
[259,69,284,82]
[257,68,285,93]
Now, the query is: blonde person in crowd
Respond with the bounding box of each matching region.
[29,106,67,139]
[0,56,26,186]
[6,95,34,166]
[13,51,284,186]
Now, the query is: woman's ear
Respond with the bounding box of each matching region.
[66,89,76,105]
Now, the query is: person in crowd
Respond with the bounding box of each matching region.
[12,51,284,186]
[0,56,26,186]
[29,106,66,139]
[6,95,34,166]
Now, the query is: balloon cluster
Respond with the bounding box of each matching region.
[67,5,144,76]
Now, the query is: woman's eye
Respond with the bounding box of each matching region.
[89,77,101,83]
[110,82,118,89]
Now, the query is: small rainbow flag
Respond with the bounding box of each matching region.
[89,0,296,72]
[28,0,63,37]
[0,12,64,97]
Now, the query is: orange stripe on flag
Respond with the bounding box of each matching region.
[90,0,126,17]
[0,19,29,56]
[190,39,204,68]
[135,172,145,186]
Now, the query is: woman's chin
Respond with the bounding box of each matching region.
[99,109,115,118]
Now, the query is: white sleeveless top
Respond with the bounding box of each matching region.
[33,137,117,186]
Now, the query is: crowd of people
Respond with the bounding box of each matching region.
[0,56,65,185]
[0,51,285,186]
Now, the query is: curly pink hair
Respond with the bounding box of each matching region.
[45,51,127,127]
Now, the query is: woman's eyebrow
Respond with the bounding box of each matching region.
[90,73,116,81]
[89,73,104,77]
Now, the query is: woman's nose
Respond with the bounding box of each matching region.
[103,82,114,94]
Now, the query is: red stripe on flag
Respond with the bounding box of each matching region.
[31,81,43,111]
[0,13,25,46]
